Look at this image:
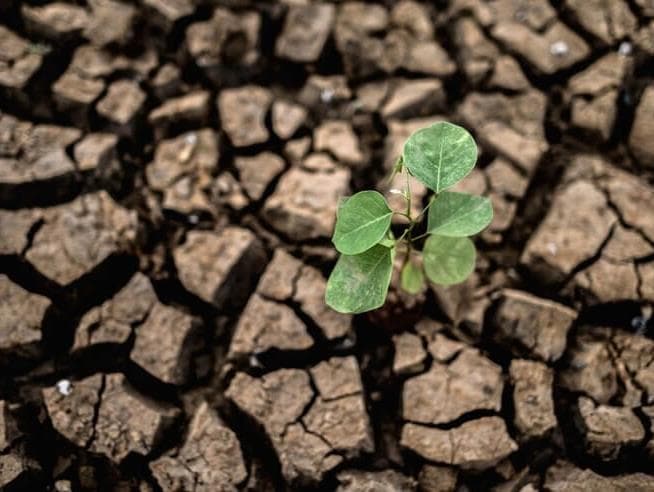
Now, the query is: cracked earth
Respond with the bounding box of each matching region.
[1,0,654,490]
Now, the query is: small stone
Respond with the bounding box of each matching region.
[392,332,427,375]
[577,396,645,460]
[630,85,654,169]
[22,2,89,41]
[401,417,518,470]
[262,166,350,241]
[510,359,557,439]
[381,79,446,119]
[25,191,137,285]
[337,469,416,492]
[493,289,576,362]
[234,152,285,201]
[218,85,272,147]
[402,349,503,424]
[275,3,336,62]
[96,79,146,130]
[0,275,50,349]
[150,402,246,491]
[314,121,365,167]
[272,100,307,139]
[173,228,266,308]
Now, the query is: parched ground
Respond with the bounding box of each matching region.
[1,0,654,490]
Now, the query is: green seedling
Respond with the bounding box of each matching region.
[326,122,493,314]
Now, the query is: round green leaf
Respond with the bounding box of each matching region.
[332,190,393,255]
[402,122,477,193]
[427,191,493,237]
[401,261,426,294]
[325,244,394,314]
[423,235,476,286]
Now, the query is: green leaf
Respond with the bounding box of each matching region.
[332,190,393,255]
[427,191,493,237]
[325,244,394,314]
[401,261,426,294]
[423,235,476,285]
[402,122,477,193]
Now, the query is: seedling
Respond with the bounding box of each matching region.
[325,122,493,314]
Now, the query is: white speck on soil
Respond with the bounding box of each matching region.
[618,42,633,56]
[56,379,73,396]
[550,41,569,57]
[320,89,334,103]
[546,242,558,255]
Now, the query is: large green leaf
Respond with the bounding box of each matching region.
[325,244,394,314]
[401,260,426,294]
[332,190,393,255]
[402,122,477,193]
[427,191,493,237]
[423,235,476,285]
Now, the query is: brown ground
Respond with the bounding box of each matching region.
[1,0,654,491]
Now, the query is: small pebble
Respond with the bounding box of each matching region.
[56,379,73,396]
[550,41,569,57]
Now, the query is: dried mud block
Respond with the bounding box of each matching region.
[272,100,307,140]
[150,402,246,491]
[381,79,446,120]
[310,356,363,401]
[641,262,654,301]
[73,133,119,173]
[142,0,193,32]
[402,348,503,425]
[488,55,530,92]
[186,8,260,77]
[173,227,266,308]
[459,91,548,174]
[131,303,200,385]
[22,3,89,41]
[452,17,500,85]
[218,85,272,147]
[298,74,352,108]
[228,294,313,358]
[148,91,210,137]
[401,417,517,470]
[211,172,249,212]
[314,121,365,167]
[146,129,219,215]
[630,85,654,169]
[0,115,82,203]
[392,332,427,375]
[275,3,335,63]
[521,180,616,285]
[91,374,179,462]
[391,0,433,39]
[544,460,654,490]
[427,334,466,363]
[566,0,637,45]
[52,70,105,123]
[0,400,22,452]
[257,249,302,301]
[418,464,458,492]
[576,396,645,461]
[485,157,529,200]
[43,374,104,448]
[559,329,618,404]
[568,53,631,141]
[0,209,41,256]
[0,275,50,349]
[510,359,557,439]
[405,40,456,77]
[74,273,157,348]
[336,469,416,491]
[227,361,372,484]
[493,289,576,362]
[262,166,350,241]
[0,26,42,94]
[0,451,40,490]
[84,0,136,46]
[150,63,180,100]
[24,191,138,286]
[96,79,147,134]
[491,20,589,75]
[234,152,285,201]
